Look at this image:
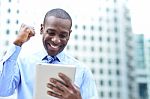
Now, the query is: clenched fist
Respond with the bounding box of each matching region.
[13,24,35,46]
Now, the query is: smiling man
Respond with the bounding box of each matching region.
[41,15,71,56]
[0,8,98,99]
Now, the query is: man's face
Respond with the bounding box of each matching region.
[41,16,72,56]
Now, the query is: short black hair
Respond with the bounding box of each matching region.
[43,8,72,27]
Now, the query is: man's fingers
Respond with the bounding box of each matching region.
[19,24,35,41]
[47,90,63,98]
[47,82,64,94]
[26,28,30,33]
[58,73,72,85]
[27,27,35,37]
[58,73,76,92]
[21,23,34,33]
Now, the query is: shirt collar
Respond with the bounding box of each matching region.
[40,47,65,62]
[56,51,65,62]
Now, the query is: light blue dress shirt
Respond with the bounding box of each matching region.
[0,43,98,99]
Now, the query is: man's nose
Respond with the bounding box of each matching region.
[51,36,61,44]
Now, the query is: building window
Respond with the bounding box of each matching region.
[116,69,120,76]
[7,19,10,24]
[90,25,94,31]
[99,36,102,42]
[116,58,120,65]
[138,83,148,99]
[74,45,78,50]
[99,47,103,52]
[82,35,86,40]
[74,35,78,40]
[100,91,104,97]
[114,26,118,33]
[100,80,104,86]
[106,8,110,13]
[16,20,19,24]
[91,36,94,41]
[108,69,112,75]
[114,17,118,23]
[91,46,95,52]
[16,10,19,14]
[82,25,86,30]
[107,37,110,42]
[74,25,78,29]
[91,58,95,63]
[115,37,119,43]
[91,68,95,74]
[114,0,117,3]
[6,29,10,35]
[99,26,102,31]
[7,8,11,13]
[108,80,112,86]
[15,31,18,35]
[66,45,70,50]
[117,91,121,98]
[117,80,121,87]
[108,59,111,64]
[109,91,112,98]
[99,58,103,63]
[99,69,103,74]
[114,9,118,13]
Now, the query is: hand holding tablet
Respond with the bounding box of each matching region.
[33,63,76,99]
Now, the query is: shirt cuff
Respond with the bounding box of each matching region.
[4,44,21,60]
[0,44,21,74]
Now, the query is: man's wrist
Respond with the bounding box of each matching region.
[13,39,23,47]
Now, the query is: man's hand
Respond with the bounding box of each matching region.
[47,73,82,99]
[13,24,35,46]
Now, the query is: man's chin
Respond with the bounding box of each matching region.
[47,50,59,56]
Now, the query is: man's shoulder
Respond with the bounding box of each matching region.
[63,53,79,62]
[63,53,87,68]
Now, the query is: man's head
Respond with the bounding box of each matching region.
[41,8,72,56]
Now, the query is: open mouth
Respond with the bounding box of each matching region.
[47,43,60,50]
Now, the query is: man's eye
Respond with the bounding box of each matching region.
[49,32,55,35]
[60,35,67,38]
[47,30,55,35]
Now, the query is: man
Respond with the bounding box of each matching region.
[0,8,98,99]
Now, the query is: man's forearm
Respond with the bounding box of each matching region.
[0,44,21,96]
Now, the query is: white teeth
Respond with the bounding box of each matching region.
[51,44,59,49]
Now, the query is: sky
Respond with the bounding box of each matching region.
[129,0,150,38]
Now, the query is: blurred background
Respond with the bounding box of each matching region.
[0,0,150,99]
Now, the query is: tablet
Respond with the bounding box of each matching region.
[33,63,76,99]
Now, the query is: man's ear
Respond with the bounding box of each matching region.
[40,24,44,34]
[69,29,72,36]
